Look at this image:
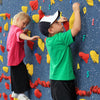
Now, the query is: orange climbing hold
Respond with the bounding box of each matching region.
[34,89,42,98]
[35,53,42,64]
[38,9,45,20]
[29,0,38,11]
[27,40,34,50]
[79,52,89,63]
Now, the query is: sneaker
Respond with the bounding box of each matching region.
[11,91,18,98]
[18,94,30,100]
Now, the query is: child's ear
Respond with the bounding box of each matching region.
[48,27,53,34]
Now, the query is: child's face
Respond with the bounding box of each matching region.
[17,18,29,29]
[49,20,64,35]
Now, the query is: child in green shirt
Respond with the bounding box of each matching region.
[39,2,81,100]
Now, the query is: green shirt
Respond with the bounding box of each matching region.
[46,29,75,80]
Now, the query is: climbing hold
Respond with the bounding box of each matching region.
[69,12,75,29]
[9,94,14,100]
[80,99,86,100]
[90,50,99,63]
[32,14,39,23]
[0,55,3,62]
[38,9,45,20]
[87,71,89,78]
[86,0,94,6]
[0,13,6,20]
[29,0,38,11]
[0,45,5,53]
[70,0,72,4]
[5,82,9,89]
[92,18,94,26]
[50,0,55,5]
[5,13,10,19]
[4,22,8,31]
[11,18,13,25]
[21,6,28,13]
[83,7,87,14]
[98,0,100,2]
[26,63,33,76]
[47,53,50,64]
[0,26,2,32]
[79,52,89,63]
[35,53,42,64]
[60,12,62,18]
[38,38,45,52]
[27,31,31,37]
[82,35,86,41]
[3,66,8,73]
[59,0,63,1]
[2,93,8,100]
[27,40,34,50]
[49,4,51,10]
[77,63,80,70]
[63,21,69,31]
[34,89,42,98]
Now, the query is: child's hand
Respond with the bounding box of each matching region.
[58,16,68,23]
[72,2,80,12]
[30,36,40,41]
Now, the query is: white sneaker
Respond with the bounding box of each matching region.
[18,94,30,100]
[11,91,18,98]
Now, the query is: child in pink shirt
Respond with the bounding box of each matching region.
[7,12,40,100]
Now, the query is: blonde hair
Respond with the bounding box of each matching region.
[12,12,31,25]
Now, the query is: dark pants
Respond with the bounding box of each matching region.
[10,61,30,93]
[50,80,77,100]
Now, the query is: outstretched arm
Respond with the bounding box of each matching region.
[71,2,81,37]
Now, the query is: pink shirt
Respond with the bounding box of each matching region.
[7,25,25,66]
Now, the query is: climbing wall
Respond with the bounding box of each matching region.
[0,0,100,100]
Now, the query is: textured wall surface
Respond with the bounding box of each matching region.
[0,0,100,100]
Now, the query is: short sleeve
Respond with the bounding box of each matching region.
[58,29,74,46]
[16,28,24,42]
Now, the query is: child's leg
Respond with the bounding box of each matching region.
[51,80,77,100]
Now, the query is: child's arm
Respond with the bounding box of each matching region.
[19,33,40,41]
[71,2,81,37]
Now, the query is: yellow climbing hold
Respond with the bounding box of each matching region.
[90,50,99,63]
[83,7,87,14]
[98,0,100,2]
[4,22,8,31]
[86,0,94,6]
[77,63,80,70]
[38,38,45,52]
[3,66,8,73]
[0,40,2,44]
[11,18,13,25]
[80,99,86,100]
[0,55,3,63]
[60,12,62,18]
[14,98,18,100]
[26,63,33,76]
[69,12,75,29]
[0,13,6,20]
[47,53,50,64]
[50,0,55,5]
[32,14,39,23]
[27,31,31,37]
[21,6,28,13]
[59,0,63,1]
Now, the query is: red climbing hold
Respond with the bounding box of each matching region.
[35,53,42,64]
[29,0,38,11]
[27,40,34,50]
[38,9,45,20]
[0,45,5,53]
[5,82,9,90]
[5,13,10,19]
[63,21,69,31]
[0,26,2,33]
[2,93,8,100]
[79,52,89,63]
[34,89,42,98]
[9,94,14,100]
